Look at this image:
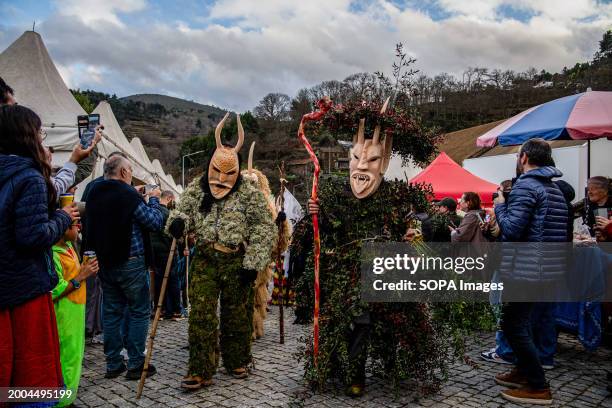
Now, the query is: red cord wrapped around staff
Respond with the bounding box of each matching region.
[297,97,333,367]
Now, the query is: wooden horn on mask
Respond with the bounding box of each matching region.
[353,118,365,145]
[215,112,230,148]
[248,141,255,174]
[372,97,390,145]
[235,114,245,152]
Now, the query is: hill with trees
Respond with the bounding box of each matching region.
[71,30,612,198]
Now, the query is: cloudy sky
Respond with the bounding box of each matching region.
[1,0,610,111]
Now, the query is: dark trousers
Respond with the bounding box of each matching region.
[99,256,150,371]
[154,256,180,316]
[501,302,547,389]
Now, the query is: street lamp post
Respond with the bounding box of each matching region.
[181,150,207,188]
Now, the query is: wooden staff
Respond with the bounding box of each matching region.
[296,97,333,366]
[276,162,287,344]
[136,238,177,399]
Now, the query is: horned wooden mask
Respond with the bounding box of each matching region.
[208,112,244,199]
[349,98,392,199]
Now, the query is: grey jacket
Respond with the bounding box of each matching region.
[52,161,77,196]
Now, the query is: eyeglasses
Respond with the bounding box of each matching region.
[39,128,48,141]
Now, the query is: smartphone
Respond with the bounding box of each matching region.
[594,207,608,218]
[78,114,100,149]
[144,184,158,194]
[476,212,484,224]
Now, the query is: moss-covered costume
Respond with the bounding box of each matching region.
[295,175,448,392]
[169,175,276,379]
[51,242,85,407]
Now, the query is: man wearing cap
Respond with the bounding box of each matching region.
[430,197,462,242]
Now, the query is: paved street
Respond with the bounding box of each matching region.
[77,308,612,407]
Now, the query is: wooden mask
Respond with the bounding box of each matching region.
[349,97,392,199]
[208,112,244,199]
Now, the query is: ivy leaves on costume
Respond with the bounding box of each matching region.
[298,174,451,393]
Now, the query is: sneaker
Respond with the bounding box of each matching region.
[500,387,552,405]
[105,364,127,379]
[542,363,554,370]
[125,364,157,380]
[481,348,514,365]
[495,369,529,388]
[120,348,128,360]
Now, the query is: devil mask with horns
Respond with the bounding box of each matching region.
[349,98,392,199]
[208,112,245,199]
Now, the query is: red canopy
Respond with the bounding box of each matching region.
[410,152,499,206]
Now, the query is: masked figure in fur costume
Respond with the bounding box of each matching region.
[241,143,292,340]
[304,99,447,397]
[168,114,276,390]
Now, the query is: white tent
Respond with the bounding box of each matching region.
[0,31,83,165]
[130,137,156,175]
[151,159,176,192]
[92,101,155,185]
[131,137,182,196]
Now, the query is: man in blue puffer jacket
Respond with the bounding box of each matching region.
[493,138,568,405]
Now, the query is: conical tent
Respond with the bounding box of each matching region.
[130,137,156,174]
[167,174,178,190]
[0,31,84,164]
[74,157,104,201]
[410,152,499,206]
[151,159,175,192]
[92,101,154,185]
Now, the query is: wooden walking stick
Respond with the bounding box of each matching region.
[276,162,287,344]
[136,238,177,399]
[296,97,333,367]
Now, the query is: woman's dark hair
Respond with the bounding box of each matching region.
[0,76,14,104]
[0,105,56,211]
[198,147,243,214]
[462,192,481,211]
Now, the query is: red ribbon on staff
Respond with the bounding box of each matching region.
[297,97,333,367]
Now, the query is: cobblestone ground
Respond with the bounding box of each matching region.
[77,308,612,407]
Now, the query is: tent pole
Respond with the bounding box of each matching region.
[99,132,180,196]
[587,140,591,179]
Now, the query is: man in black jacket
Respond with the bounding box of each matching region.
[86,155,164,380]
[151,190,180,319]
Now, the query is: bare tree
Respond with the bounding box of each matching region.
[254,93,291,121]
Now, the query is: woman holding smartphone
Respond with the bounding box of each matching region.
[450,192,487,244]
[0,105,78,401]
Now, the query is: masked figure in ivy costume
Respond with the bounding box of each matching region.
[168,114,276,390]
[304,99,448,397]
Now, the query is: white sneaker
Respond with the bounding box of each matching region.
[480,349,514,365]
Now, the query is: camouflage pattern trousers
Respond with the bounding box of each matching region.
[188,246,254,379]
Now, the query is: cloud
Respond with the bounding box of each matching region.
[53,0,147,26]
[1,0,610,112]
